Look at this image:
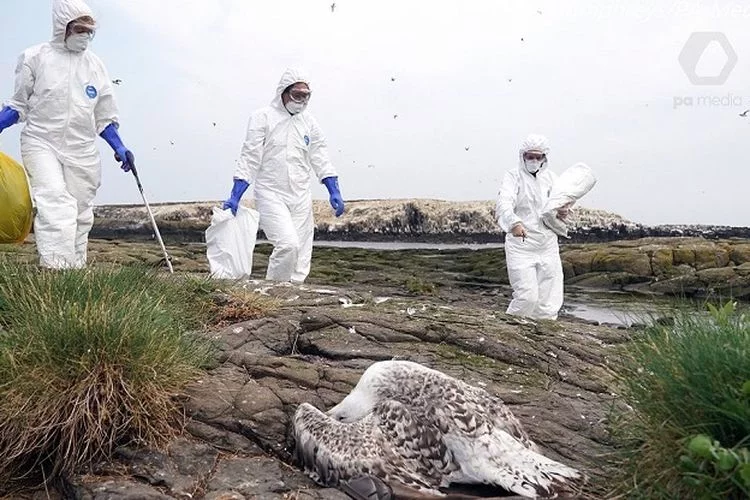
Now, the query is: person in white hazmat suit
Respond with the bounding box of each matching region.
[222,69,345,283]
[0,0,135,269]
[496,134,567,320]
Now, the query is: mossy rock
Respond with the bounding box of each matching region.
[566,271,649,288]
[561,249,598,275]
[735,262,750,277]
[672,246,696,266]
[695,266,750,299]
[670,264,698,277]
[691,244,730,270]
[695,266,743,285]
[648,274,703,296]
[649,247,674,276]
[730,244,750,265]
[591,249,652,276]
[562,260,575,279]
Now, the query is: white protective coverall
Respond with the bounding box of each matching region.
[6,0,118,269]
[233,69,337,283]
[496,135,564,320]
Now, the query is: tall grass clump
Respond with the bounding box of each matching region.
[0,260,214,486]
[612,301,750,499]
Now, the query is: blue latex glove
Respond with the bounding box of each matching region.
[0,107,20,133]
[99,122,135,172]
[223,179,250,216]
[322,176,345,217]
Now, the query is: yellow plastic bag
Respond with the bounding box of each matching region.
[0,151,33,244]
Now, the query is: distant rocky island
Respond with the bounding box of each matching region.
[92,199,750,243]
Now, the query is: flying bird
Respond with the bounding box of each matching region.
[740,110,749,117]
[393,114,398,119]
[391,77,396,82]
[331,2,336,12]
[112,79,122,85]
[293,360,581,498]
[465,146,470,151]
[212,122,217,127]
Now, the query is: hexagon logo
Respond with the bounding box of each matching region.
[678,32,738,86]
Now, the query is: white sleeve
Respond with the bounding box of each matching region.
[496,170,521,232]
[6,52,34,122]
[94,63,119,134]
[308,116,337,181]
[233,111,267,183]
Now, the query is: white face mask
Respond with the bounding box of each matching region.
[66,33,92,52]
[285,100,307,115]
[524,159,545,174]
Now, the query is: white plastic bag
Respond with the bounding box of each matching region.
[205,206,260,279]
[541,162,597,238]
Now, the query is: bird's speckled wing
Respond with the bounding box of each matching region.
[292,401,456,494]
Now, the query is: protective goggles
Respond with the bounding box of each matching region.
[523,152,546,161]
[288,88,312,103]
[68,22,96,36]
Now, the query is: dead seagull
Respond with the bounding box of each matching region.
[293,360,581,499]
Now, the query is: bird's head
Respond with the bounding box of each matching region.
[327,385,379,423]
[327,362,398,422]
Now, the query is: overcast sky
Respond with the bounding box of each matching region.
[1,0,748,226]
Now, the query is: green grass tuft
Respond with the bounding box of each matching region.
[611,302,750,499]
[0,260,214,487]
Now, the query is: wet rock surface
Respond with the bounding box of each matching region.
[53,280,626,499]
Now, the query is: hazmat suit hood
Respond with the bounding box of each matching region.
[273,68,310,108]
[518,134,550,175]
[52,0,95,45]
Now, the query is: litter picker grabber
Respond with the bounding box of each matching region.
[123,151,174,273]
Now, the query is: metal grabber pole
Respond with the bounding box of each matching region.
[124,152,174,273]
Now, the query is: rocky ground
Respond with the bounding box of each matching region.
[59,282,626,500]
[1,231,748,499]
